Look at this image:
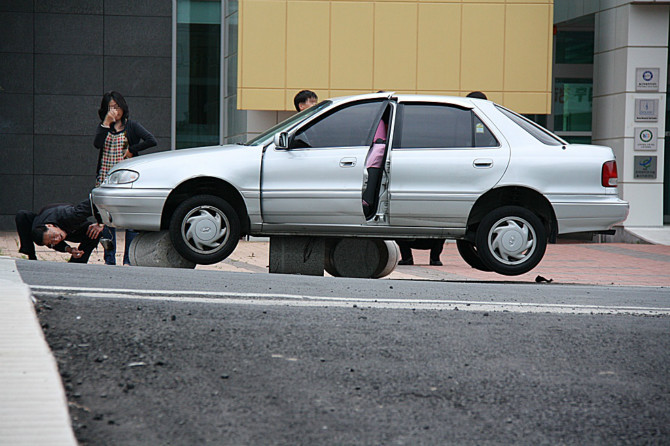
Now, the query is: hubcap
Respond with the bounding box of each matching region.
[181,205,229,254]
[488,216,536,265]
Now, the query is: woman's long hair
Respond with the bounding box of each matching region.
[98,91,129,123]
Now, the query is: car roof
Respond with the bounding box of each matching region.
[328,92,477,110]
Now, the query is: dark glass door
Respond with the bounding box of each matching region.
[176,0,221,149]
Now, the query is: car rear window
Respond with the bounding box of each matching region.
[495,105,565,146]
[394,103,499,149]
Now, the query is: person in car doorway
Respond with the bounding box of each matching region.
[15,198,104,263]
[294,90,318,111]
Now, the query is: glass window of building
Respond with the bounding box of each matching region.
[551,17,595,144]
[553,78,593,133]
[176,0,221,149]
[555,30,594,64]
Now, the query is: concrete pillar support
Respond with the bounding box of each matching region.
[269,236,325,276]
[592,3,669,227]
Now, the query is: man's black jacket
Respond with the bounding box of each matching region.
[32,199,98,252]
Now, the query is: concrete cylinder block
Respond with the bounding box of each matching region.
[325,238,399,279]
[128,231,196,269]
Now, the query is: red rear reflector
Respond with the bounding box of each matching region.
[602,160,618,187]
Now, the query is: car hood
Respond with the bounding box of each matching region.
[113,144,248,170]
[105,143,262,191]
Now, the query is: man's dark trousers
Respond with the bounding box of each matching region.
[15,210,37,260]
[397,239,445,262]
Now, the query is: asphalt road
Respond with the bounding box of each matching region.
[18,260,670,445]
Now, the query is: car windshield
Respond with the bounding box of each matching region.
[245,101,332,146]
[495,104,566,146]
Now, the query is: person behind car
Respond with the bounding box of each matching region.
[94,91,157,265]
[293,90,318,111]
[397,239,445,266]
[399,91,491,264]
[466,91,487,100]
[15,199,104,263]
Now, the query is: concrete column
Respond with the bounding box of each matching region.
[269,236,325,276]
[592,3,668,227]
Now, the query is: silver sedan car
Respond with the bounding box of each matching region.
[91,92,629,276]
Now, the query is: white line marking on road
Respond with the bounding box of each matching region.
[29,285,670,316]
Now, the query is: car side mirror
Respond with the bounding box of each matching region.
[274,132,289,150]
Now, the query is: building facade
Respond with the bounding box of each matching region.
[1,0,668,232]
[0,0,172,229]
[553,0,669,228]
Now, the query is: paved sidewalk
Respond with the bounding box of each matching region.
[0,258,76,445]
[2,230,670,445]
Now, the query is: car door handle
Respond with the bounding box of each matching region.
[473,158,493,168]
[340,157,357,167]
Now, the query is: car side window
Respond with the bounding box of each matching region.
[473,114,499,147]
[394,104,472,148]
[394,103,499,149]
[292,100,385,149]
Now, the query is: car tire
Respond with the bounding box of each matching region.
[169,195,240,265]
[456,239,491,272]
[475,206,547,276]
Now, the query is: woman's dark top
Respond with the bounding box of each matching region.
[93,119,157,174]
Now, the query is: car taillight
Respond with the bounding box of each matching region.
[602,160,618,187]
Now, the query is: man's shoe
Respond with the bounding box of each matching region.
[430,260,443,266]
[398,258,414,266]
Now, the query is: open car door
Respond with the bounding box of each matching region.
[261,99,387,227]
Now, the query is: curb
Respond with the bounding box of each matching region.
[0,257,77,446]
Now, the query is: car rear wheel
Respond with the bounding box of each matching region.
[169,195,240,264]
[456,239,491,272]
[475,206,546,276]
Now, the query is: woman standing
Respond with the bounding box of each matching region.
[94,91,157,265]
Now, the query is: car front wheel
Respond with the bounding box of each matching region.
[169,195,240,264]
[475,206,547,276]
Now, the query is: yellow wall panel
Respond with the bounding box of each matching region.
[481,91,503,104]
[461,4,505,93]
[238,0,554,113]
[329,89,377,99]
[417,90,460,97]
[503,92,551,114]
[373,2,418,91]
[240,88,286,111]
[417,3,461,91]
[330,2,374,90]
[286,1,330,89]
[239,0,286,89]
[504,4,552,92]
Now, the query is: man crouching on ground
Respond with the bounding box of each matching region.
[15,199,104,263]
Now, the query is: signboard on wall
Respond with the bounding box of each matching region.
[635,68,660,92]
[633,156,657,179]
[634,127,658,151]
[635,99,659,122]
